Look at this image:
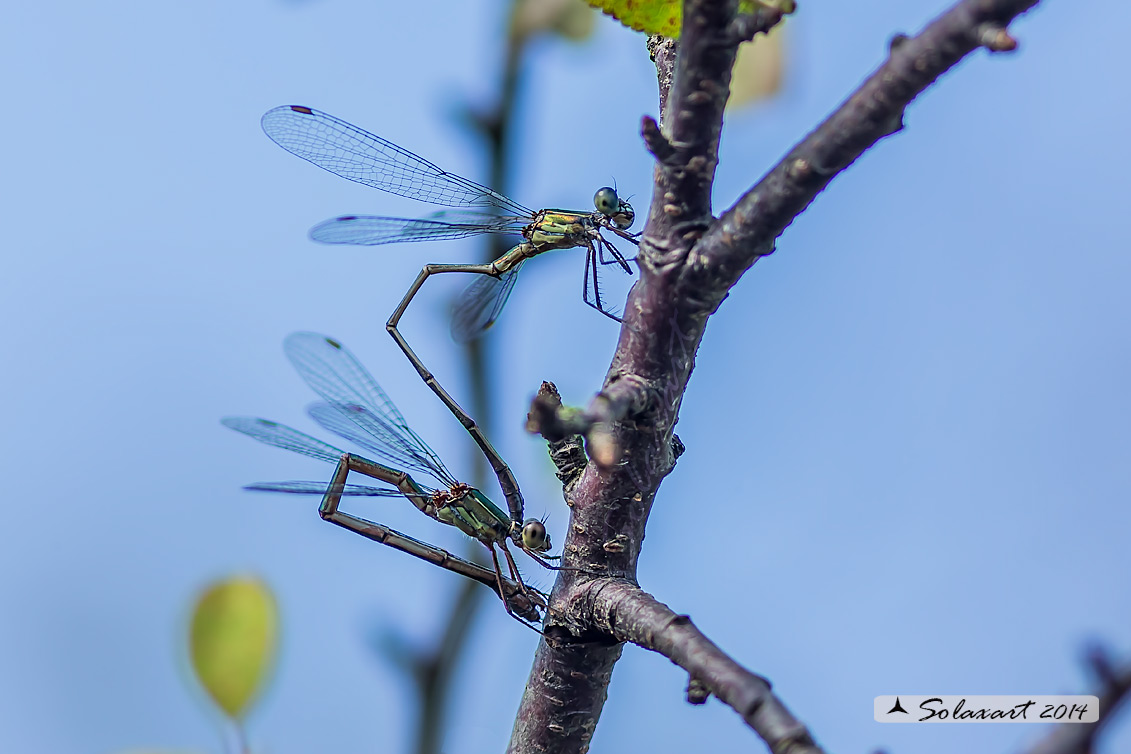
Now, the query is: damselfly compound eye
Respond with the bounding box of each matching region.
[594,187,620,217]
[521,519,551,552]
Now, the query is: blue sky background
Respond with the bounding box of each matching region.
[2,1,1129,752]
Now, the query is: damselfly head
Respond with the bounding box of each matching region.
[595,187,636,230]
[594,187,634,230]
[520,518,552,552]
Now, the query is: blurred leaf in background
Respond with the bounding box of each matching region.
[728,22,786,110]
[189,576,278,721]
[512,0,596,42]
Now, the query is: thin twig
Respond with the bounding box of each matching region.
[580,579,825,753]
[527,374,654,468]
[527,382,588,491]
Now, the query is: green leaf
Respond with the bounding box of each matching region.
[587,0,680,37]
[585,0,793,38]
[189,576,278,720]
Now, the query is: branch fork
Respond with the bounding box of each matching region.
[509,2,1047,752]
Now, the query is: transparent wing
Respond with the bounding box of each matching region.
[283,333,456,485]
[310,212,525,246]
[242,481,402,496]
[449,264,523,343]
[221,417,343,464]
[307,401,457,488]
[261,106,532,216]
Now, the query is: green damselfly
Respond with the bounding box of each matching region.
[223,332,553,627]
[263,105,638,476]
[261,105,639,342]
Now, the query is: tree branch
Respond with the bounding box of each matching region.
[510,2,1045,753]
[579,579,825,753]
[642,1,784,252]
[692,0,1040,302]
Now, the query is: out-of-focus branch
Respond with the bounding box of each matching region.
[408,576,486,754]
[405,7,531,754]
[1022,646,1131,754]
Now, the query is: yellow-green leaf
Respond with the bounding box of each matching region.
[189,576,278,719]
[586,0,792,38]
[727,23,785,109]
[587,0,680,37]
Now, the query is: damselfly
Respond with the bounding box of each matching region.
[223,332,552,627]
[261,105,639,342]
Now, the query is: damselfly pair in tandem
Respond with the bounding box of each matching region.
[227,107,640,629]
